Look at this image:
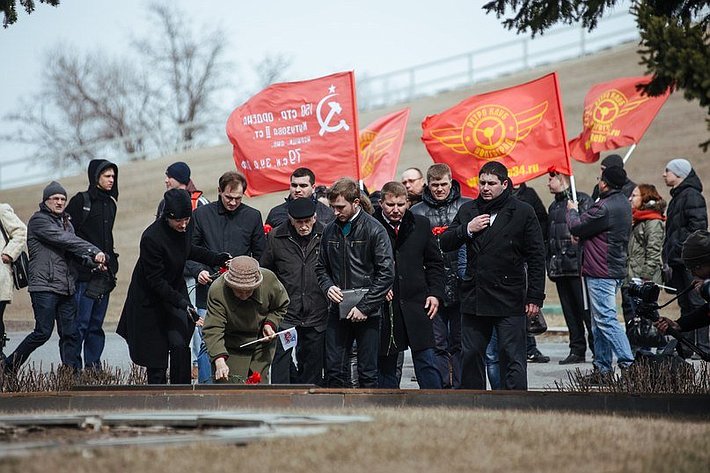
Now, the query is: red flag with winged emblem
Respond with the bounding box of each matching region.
[359,108,410,192]
[569,75,671,163]
[226,71,360,196]
[421,73,571,197]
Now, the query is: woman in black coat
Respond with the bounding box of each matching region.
[117,189,229,384]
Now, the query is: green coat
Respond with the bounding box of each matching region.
[627,218,664,284]
[203,268,289,383]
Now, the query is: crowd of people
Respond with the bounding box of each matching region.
[1,154,709,390]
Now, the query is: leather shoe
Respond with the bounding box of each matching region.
[527,350,550,363]
[559,353,586,365]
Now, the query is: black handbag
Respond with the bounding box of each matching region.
[84,269,116,300]
[527,310,548,335]
[0,222,29,290]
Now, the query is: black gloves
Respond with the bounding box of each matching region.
[215,252,232,267]
[187,305,200,324]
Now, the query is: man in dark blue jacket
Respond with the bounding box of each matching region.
[568,166,633,378]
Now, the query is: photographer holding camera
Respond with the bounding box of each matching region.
[656,230,710,335]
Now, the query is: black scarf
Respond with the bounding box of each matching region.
[475,180,512,215]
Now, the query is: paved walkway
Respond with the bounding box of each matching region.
[3,331,590,391]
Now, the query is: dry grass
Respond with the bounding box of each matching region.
[2,42,707,328]
[0,407,708,473]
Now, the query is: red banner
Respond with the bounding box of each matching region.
[226,72,360,196]
[421,73,571,197]
[570,75,671,163]
[359,108,410,192]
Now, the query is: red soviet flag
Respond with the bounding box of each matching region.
[570,75,671,163]
[422,73,571,198]
[359,108,410,192]
[226,71,360,196]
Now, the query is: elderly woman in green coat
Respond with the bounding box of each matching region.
[203,256,289,383]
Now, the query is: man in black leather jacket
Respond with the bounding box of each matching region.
[411,163,471,388]
[315,178,395,388]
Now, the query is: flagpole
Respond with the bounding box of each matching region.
[239,327,293,348]
[622,143,637,164]
[551,72,578,203]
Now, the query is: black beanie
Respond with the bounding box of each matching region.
[601,154,624,169]
[601,166,626,190]
[43,181,67,201]
[163,189,192,219]
[166,162,191,185]
[682,230,710,267]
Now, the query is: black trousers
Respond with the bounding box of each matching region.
[324,310,379,388]
[556,277,593,356]
[461,314,527,390]
[147,312,192,385]
[432,303,462,388]
[669,264,710,353]
[0,301,7,355]
[271,324,326,385]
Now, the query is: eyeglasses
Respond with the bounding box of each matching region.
[222,195,242,203]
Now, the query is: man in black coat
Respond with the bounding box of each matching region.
[440,162,546,390]
[375,182,445,389]
[265,167,334,228]
[261,198,328,385]
[65,159,118,371]
[117,189,230,384]
[662,158,709,354]
[591,154,636,200]
[315,178,395,388]
[410,163,471,388]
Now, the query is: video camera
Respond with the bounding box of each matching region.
[626,278,710,361]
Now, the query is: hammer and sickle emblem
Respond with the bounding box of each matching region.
[317,90,350,136]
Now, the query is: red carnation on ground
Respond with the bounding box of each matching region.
[246,371,262,384]
[263,224,273,235]
[432,226,448,236]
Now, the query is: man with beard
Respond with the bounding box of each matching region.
[440,162,546,390]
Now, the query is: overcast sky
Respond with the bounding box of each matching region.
[0,0,633,171]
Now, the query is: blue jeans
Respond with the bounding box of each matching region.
[193,308,213,384]
[585,277,634,374]
[6,291,80,371]
[74,281,110,369]
[485,328,501,390]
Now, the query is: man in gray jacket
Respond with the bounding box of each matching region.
[2,182,105,375]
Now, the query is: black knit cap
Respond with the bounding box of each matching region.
[601,154,624,169]
[163,189,192,219]
[288,198,316,219]
[166,162,191,185]
[601,166,626,190]
[682,230,710,267]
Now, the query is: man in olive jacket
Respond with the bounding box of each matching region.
[203,256,289,384]
[440,162,545,390]
[261,198,328,385]
[315,178,395,388]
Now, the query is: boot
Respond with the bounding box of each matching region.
[0,332,8,362]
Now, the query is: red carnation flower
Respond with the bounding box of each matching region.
[432,226,448,236]
[246,371,262,384]
[263,224,273,235]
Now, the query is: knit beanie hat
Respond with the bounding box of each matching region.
[601,166,627,190]
[163,189,192,219]
[682,230,710,268]
[43,181,67,201]
[166,162,191,185]
[224,255,264,291]
[665,158,692,180]
[601,154,624,169]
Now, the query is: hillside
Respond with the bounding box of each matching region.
[2,42,707,327]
